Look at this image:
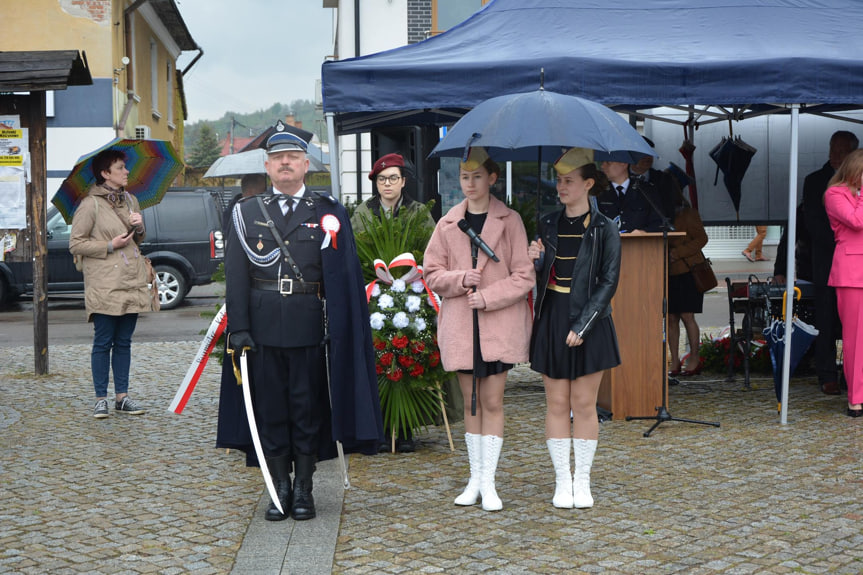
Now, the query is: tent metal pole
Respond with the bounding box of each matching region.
[780,104,800,425]
[326,112,341,202]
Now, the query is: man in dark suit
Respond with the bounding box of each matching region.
[225,129,383,522]
[628,137,678,222]
[597,159,665,233]
[801,130,859,395]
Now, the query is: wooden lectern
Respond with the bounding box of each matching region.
[599,232,683,420]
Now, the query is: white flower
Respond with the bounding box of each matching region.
[370,283,381,298]
[405,295,422,313]
[378,293,395,309]
[370,312,385,330]
[410,280,424,293]
[393,311,410,329]
[414,317,427,331]
[392,278,406,292]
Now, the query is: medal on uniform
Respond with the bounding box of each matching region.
[320,214,340,250]
[256,236,264,251]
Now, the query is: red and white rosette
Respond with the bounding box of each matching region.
[320,214,340,250]
[364,252,440,312]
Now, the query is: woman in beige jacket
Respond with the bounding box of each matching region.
[69,149,153,419]
[424,147,534,511]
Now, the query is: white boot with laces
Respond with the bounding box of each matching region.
[547,438,574,508]
[454,433,482,506]
[572,438,597,509]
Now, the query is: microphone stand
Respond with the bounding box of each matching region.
[625,181,720,436]
[470,243,479,416]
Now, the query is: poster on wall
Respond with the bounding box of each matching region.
[0,115,28,229]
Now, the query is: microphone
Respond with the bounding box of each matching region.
[458,219,499,262]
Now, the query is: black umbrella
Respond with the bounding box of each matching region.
[709,136,756,219]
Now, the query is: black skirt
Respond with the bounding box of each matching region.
[530,291,621,379]
[457,322,514,377]
[668,271,704,314]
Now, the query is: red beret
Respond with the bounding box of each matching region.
[369,153,406,180]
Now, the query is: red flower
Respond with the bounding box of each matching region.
[376,364,384,374]
[411,341,426,353]
[373,338,386,351]
[429,350,440,367]
[410,364,425,377]
[392,335,409,349]
[380,352,394,367]
[398,355,415,367]
[387,368,404,381]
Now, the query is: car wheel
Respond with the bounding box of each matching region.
[155,265,187,310]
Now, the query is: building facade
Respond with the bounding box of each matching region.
[1,0,200,197]
[326,0,489,205]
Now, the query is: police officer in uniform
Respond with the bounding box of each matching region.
[225,129,383,522]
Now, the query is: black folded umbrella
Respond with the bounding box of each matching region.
[709,136,756,219]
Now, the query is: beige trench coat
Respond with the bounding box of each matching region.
[69,185,153,320]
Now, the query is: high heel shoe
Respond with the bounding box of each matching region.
[667,368,681,376]
[847,406,863,418]
[679,365,702,377]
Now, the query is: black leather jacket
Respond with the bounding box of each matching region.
[534,200,621,338]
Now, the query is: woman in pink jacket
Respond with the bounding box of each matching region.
[424,147,535,511]
[824,149,863,417]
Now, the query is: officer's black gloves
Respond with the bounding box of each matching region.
[230,330,257,352]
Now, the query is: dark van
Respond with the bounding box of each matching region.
[0,188,224,310]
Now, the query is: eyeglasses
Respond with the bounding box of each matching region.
[376,174,403,185]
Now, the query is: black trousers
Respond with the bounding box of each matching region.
[814,284,841,384]
[249,344,325,458]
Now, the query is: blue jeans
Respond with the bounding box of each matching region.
[91,313,138,398]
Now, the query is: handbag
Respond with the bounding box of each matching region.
[144,257,161,311]
[689,256,718,293]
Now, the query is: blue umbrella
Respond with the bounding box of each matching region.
[762,288,818,410]
[429,88,657,163]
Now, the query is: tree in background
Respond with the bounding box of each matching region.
[187,124,222,168]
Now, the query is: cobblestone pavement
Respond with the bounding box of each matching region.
[2,338,862,574]
[0,342,260,575]
[334,369,863,574]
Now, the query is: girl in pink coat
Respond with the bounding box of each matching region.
[824,149,863,417]
[424,147,535,510]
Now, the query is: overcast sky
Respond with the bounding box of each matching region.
[175,0,336,123]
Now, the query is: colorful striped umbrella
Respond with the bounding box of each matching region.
[52,138,184,224]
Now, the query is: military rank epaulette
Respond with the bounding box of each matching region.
[312,190,338,205]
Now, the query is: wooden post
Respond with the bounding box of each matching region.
[24,92,49,375]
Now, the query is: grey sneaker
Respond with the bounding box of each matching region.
[93,399,109,419]
[115,397,146,415]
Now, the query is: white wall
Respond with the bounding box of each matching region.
[335,0,408,204]
[47,126,116,201]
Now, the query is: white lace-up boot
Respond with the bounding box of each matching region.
[454,433,482,506]
[572,438,597,508]
[546,438,574,508]
[479,435,503,511]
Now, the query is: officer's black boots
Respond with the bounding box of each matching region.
[291,454,317,520]
[264,455,293,521]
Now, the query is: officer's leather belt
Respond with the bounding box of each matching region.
[252,277,321,296]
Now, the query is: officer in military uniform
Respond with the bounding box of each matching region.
[596,159,665,233]
[225,129,383,522]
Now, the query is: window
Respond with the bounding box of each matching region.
[431,0,489,35]
[150,39,160,118]
[166,61,174,126]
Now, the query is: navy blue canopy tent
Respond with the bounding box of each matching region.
[321,0,863,424]
[322,0,863,134]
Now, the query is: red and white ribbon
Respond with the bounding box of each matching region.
[169,304,228,414]
[365,252,440,313]
[320,214,340,250]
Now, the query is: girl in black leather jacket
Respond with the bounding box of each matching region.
[528,147,621,510]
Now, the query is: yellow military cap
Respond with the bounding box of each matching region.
[553,147,594,175]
